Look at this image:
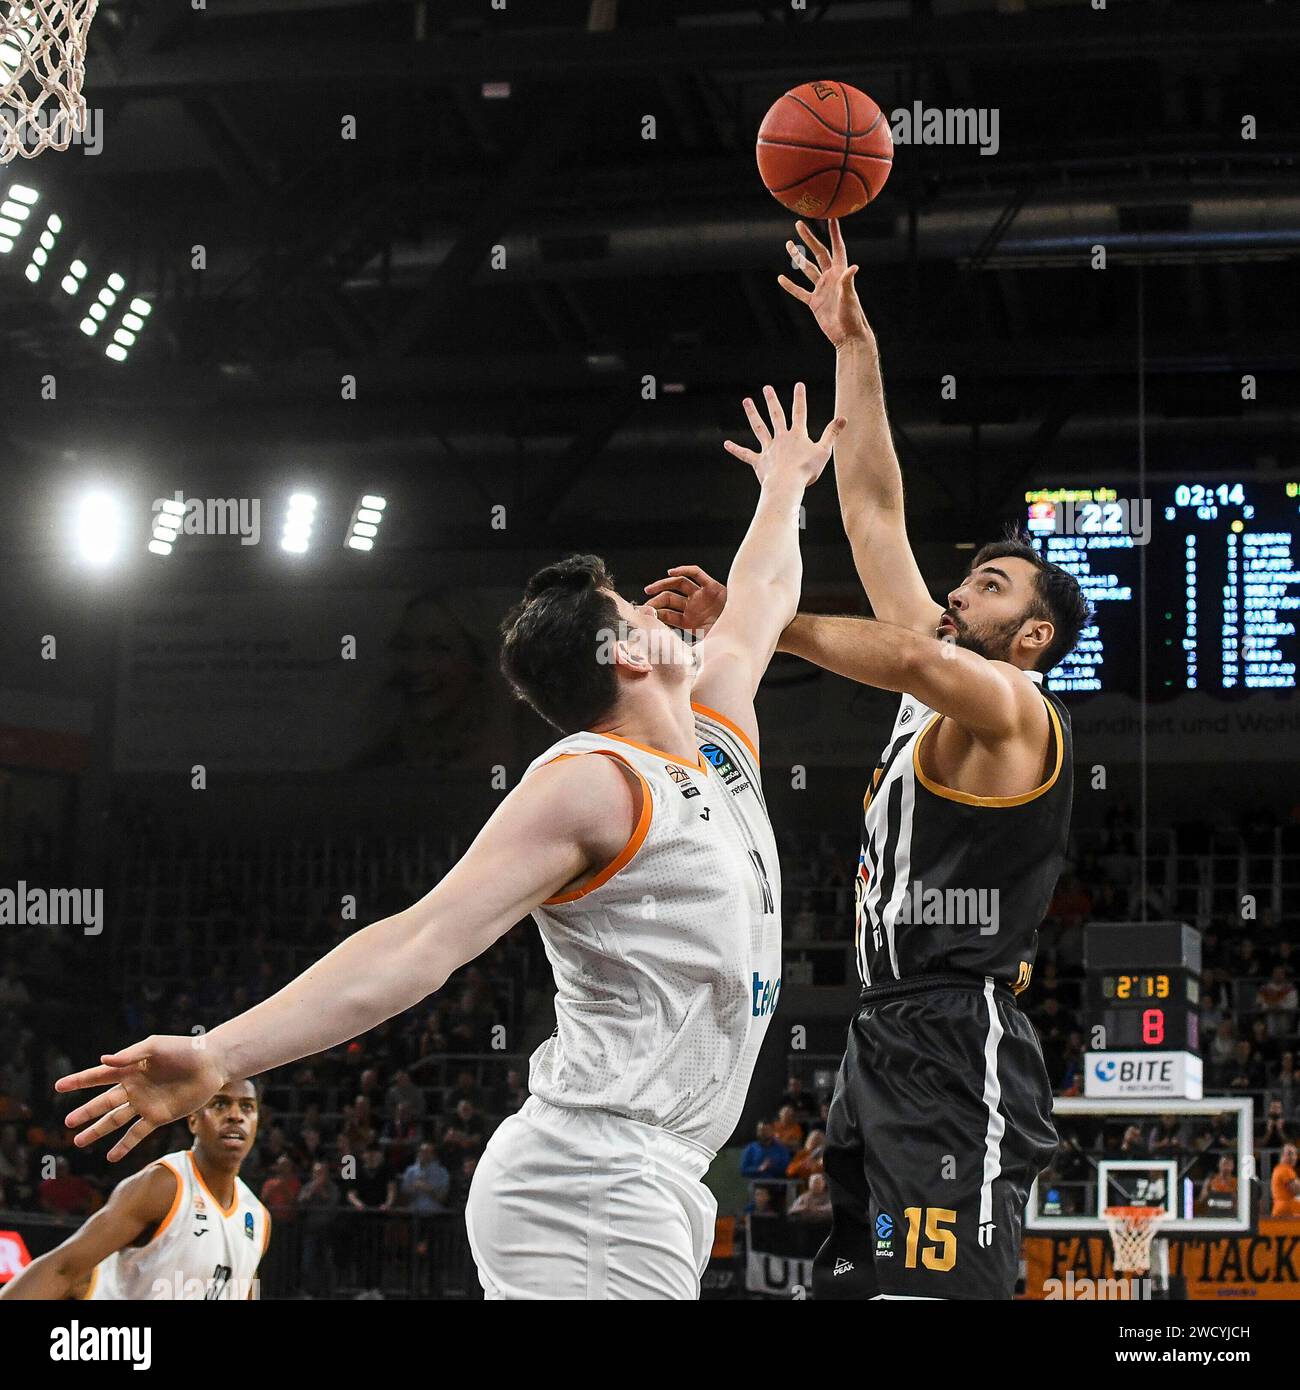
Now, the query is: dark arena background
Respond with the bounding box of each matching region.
[1,0,1299,1343]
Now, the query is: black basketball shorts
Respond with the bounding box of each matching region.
[812,976,1058,1301]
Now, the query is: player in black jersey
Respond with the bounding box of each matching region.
[648,218,1090,1299]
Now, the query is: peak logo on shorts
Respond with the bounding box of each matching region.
[751,972,781,1018]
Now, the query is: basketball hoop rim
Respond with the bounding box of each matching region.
[1103,1205,1170,1223]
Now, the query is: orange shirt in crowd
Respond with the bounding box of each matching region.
[1271,1162,1300,1217]
[772,1121,803,1150]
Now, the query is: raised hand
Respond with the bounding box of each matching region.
[644,564,728,635]
[778,218,872,351]
[56,1036,230,1162]
[722,382,845,487]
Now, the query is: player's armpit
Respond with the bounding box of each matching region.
[0,1163,176,1300]
[688,643,761,762]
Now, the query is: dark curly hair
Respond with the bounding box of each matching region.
[969,527,1092,673]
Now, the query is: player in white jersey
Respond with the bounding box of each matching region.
[55,383,846,1301]
[1,1079,268,1300]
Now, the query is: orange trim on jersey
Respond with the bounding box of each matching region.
[188,1150,239,1218]
[691,701,760,766]
[539,750,653,905]
[595,728,706,772]
[147,1159,185,1244]
[912,695,1064,808]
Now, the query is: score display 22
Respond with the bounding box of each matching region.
[1025,480,1300,695]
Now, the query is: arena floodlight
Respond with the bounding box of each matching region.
[0,217,22,238]
[70,258,87,278]
[78,317,96,335]
[121,311,143,331]
[60,274,78,294]
[346,492,387,551]
[46,213,61,233]
[0,237,13,254]
[97,287,116,307]
[31,245,45,264]
[147,538,172,556]
[7,184,39,205]
[38,230,53,249]
[23,263,38,282]
[107,272,125,291]
[75,491,123,565]
[105,343,128,362]
[0,200,30,221]
[129,297,151,316]
[113,328,136,347]
[281,492,317,554]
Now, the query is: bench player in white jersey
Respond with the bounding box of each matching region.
[55,384,846,1301]
[1,1079,268,1300]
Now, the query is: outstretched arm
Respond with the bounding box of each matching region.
[57,754,639,1160]
[0,1164,175,1299]
[780,219,942,635]
[777,612,1033,740]
[646,383,843,755]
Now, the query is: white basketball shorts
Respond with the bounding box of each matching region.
[465,1096,718,1300]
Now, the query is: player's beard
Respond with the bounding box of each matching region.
[945,611,1026,663]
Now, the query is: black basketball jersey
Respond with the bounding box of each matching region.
[854,669,1072,994]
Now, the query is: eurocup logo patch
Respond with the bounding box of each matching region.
[244,1211,256,1241]
[875,1212,894,1240]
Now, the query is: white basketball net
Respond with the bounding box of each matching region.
[1,0,99,164]
[1104,1206,1169,1274]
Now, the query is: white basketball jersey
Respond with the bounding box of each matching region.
[86,1150,270,1301]
[525,701,782,1155]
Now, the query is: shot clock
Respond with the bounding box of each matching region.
[1083,923,1203,1099]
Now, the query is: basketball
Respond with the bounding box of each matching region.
[755,80,893,219]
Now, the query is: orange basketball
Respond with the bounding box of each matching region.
[756,80,893,220]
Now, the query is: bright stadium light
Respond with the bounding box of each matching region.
[346,493,387,551]
[105,343,128,362]
[7,184,38,205]
[149,498,183,555]
[75,491,124,565]
[281,492,317,553]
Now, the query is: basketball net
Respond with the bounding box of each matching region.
[1103,1205,1169,1274]
[1,0,99,164]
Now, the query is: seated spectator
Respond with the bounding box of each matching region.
[1257,966,1298,1039]
[740,1123,792,1180]
[494,1069,528,1115]
[438,1125,478,1172]
[345,1145,395,1212]
[1223,1040,1265,1093]
[38,1157,99,1218]
[260,1154,302,1226]
[1259,1099,1297,1151]
[385,1068,428,1121]
[1119,1125,1148,1160]
[1209,1019,1238,1072]
[772,1104,804,1151]
[454,1099,487,1142]
[379,1102,423,1171]
[786,1129,826,1181]
[400,1142,450,1215]
[780,1076,818,1121]
[1250,1017,1281,1071]
[1273,1052,1299,1118]
[744,1185,779,1220]
[450,1155,478,1210]
[1198,1157,1236,1214]
[1270,1142,1300,1218]
[1199,991,1223,1039]
[1148,1114,1185,1159]
[789,1172,832,1221]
